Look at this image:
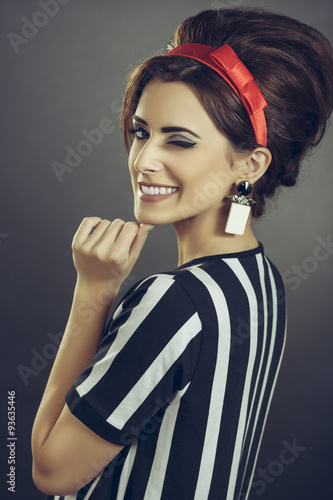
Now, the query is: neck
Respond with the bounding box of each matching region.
[173,209,259,268]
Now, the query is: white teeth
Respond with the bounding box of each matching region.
[141,185,178,195]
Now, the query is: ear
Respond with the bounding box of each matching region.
[237,147,272,185]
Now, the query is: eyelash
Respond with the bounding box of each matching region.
[127,127,196,149]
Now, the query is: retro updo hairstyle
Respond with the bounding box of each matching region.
[121,8,333,218]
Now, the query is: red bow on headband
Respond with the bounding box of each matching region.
[164,43,267,147]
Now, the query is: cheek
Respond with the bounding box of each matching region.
[182,153,231,193]
[177,154,208,186]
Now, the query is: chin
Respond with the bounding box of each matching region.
[134,207,180,226]
[134,214,155,225]
[134,213,170,226]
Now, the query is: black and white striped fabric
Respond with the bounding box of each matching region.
[48,242,287,500]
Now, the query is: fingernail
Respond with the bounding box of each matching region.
[147,225,155,233]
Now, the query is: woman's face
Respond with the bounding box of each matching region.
[128,79,241,226]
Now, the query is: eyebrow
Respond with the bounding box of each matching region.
[131,115,202,140]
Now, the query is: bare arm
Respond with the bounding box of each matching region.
[31,217,151,495]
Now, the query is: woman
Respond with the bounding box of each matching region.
[32,7,333,500]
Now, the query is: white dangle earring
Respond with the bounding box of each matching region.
[225,181,256,235]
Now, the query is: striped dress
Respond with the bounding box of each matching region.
[47,242,287,500]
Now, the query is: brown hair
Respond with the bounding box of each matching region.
[120,8,333,217]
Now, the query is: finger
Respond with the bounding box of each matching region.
[86,219,112,243]
[86,219,126,248]
[106,221,140,257]
[72,217,102,247]
[128,223,152,260]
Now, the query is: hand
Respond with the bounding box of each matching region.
[71,217,152,295]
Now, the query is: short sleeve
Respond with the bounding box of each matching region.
[65,274,202,446]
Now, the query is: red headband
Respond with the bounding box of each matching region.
[164,43,267,147]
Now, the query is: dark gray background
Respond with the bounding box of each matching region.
[1,0,332,499]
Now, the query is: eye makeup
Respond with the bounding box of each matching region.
[128,126,197,149]
[131,114,202,138]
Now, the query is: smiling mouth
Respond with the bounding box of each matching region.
[138,184,180,202]
[140,184,179,195]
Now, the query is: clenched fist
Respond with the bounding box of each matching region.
[71,217,152,296]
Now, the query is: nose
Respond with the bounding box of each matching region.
[132,138,164,174]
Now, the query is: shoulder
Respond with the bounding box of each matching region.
[105,271,201,338]
[114,270,196,312]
